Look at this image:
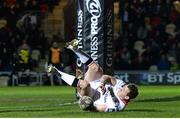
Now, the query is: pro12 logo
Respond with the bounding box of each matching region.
[86,0,102,18]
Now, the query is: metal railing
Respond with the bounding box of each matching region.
[0,71,47,86]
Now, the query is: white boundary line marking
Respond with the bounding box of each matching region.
[0,101,78,110]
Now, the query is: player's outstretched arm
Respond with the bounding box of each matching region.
[100,75,126,88]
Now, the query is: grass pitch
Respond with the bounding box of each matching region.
[0,85,180,118]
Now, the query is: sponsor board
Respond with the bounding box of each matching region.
[114,71,180,85]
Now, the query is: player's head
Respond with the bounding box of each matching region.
[118,83,139,100]
[126,83,139,99]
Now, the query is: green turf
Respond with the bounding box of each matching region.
[0,85,180,117]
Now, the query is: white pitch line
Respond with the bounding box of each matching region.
[0,101,78,110]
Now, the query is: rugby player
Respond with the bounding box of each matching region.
[47,39,139,112]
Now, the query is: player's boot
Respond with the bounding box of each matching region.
[65,39,79,50]
[46,64,53,73]
[46,64,61,76]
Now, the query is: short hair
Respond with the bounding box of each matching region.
[127,83,139,99]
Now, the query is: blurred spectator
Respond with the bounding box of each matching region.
[0,0,179,72]
[134,40,146,56]
[15,39,32,85]
[115,0,180,70]
[48,41,63,70]
[48,41,63,85]
[0,19,7,28]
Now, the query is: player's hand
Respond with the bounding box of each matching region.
[99,83,106,95]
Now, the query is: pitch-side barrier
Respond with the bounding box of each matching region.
[0,71,180,86]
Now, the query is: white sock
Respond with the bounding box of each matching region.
[57,70,78,86]
[76,52,89,64]
[72,50,93,65]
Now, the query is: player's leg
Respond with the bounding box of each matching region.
[84,63,103,82]
[66,39,102,100]
[66,39,94,66]
[56,69,95,98]
[77,80,90,96]
[77,79,100,101]
[47,65,79,87]
[66,39,103,82]
[47,65,93,97]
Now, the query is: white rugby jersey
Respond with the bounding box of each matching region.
[90,78,128,112]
